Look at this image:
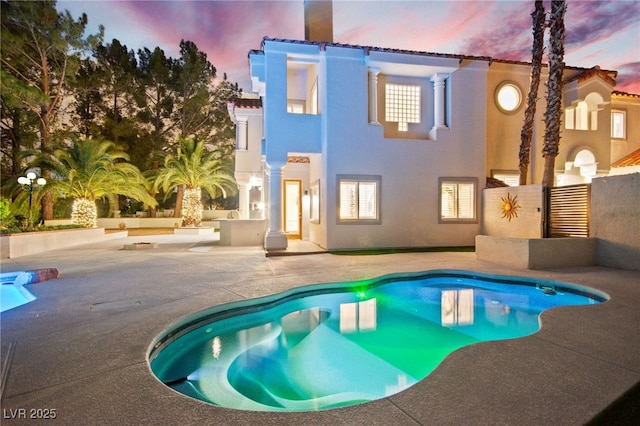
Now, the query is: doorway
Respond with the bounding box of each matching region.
[283,179,302,239]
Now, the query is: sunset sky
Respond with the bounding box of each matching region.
[57,0,640,94]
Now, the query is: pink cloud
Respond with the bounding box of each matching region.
[614,62,640,94]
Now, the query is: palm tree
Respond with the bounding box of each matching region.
[519,0,546,185]
[541,0,566,187]
[152,137,237,227]
[43,136,156,227]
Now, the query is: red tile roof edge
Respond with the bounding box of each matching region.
[257,37,618,76]
[611,149,640,168]
[612,90,640,98]
[228,98,262,109]
[564,66,617,86]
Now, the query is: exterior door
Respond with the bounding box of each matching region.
[283,180,302,238]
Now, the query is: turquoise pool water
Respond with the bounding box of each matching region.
[1,272,37,313]
[149,270,607,412]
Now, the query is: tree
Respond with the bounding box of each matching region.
[136,46,175,144]
[518,0,546,185]
[0,0,102,219]
[541,0,566,187]
[94,39,139,140]
[152,137,236,227]
[41,136,156,227]
[209,74,243,157]
[169,40,217,218]
[70,58,103,138]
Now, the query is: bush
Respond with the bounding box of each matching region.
[0,223,84,234]
[0,198,11,225]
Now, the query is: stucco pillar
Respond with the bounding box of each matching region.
[368,67,381,124]
[237,181,250,219]
[431,73,448,130]
[264,163,287,250]
[236,117,248,150]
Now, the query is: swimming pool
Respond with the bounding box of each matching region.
[1,273,37,313]
[149,270,607,412]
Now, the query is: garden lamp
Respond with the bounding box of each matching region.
[17,172,46,228]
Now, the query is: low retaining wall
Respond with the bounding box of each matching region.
[0,228,127,259]
[220,220,267,246]
[475,235,596,270]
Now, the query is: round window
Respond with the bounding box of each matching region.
[496,82,522,113]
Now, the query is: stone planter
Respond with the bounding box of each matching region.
[1,228,127,259]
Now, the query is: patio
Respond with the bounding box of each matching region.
[1,231,639,424]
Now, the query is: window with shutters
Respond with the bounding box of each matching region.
[337,175,381,224]
[439,178,477,223]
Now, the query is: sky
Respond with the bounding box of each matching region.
[57,0,640,94]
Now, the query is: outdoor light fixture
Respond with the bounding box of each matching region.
[17,171,46,228]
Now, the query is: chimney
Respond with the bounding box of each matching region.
[304,0,333,43]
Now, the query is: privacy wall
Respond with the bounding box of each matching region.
[591,173,640,271]
[481,184,545,238]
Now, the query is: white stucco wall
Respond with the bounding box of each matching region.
[481,185,545,238]
[610,94,640,165]
[591,173,640,271]
[319,47,487,250]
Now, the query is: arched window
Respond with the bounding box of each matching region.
[573,149,597,178]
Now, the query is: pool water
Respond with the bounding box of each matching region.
[1,271,38,313]
[149,270,606,412]
[1,283,36,313]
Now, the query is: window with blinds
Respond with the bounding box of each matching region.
[439,178,477,223]
[337,175,381,223]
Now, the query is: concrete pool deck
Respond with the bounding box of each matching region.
[1,232,639,424]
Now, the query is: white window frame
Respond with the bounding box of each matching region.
[611,109,626,139]
[439,177,477,223]
[337,175,381,224]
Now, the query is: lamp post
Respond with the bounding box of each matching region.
[17,172,46,228]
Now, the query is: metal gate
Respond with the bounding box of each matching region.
[546,184,590,238]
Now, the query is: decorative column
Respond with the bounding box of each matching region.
[237,180,250,219]
[431,73,448,130]
[236,117,248,150]
[368,67,381,125]
[264,162,287,250]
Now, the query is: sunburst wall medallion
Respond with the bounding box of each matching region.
[501,192,520,222]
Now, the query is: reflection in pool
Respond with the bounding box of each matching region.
[149,270,607,412]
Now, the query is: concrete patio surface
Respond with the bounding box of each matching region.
[1,232,639,425]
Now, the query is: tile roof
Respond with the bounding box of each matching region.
[257,37,617,76]
[612,90,640,98]
[563,66,617,86]
[486,177,510,188]
[287,156,310,163]
[228,98,262,109]
[611,149,640,168]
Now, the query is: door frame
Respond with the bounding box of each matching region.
[283,179,302,239]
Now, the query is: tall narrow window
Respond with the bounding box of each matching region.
[439,178,477,223]
[310,181,320,224]
[611,110,626,139]
[337,175,381,223]
[385,84,420,131]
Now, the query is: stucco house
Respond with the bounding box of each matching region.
[227,3,639,252]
